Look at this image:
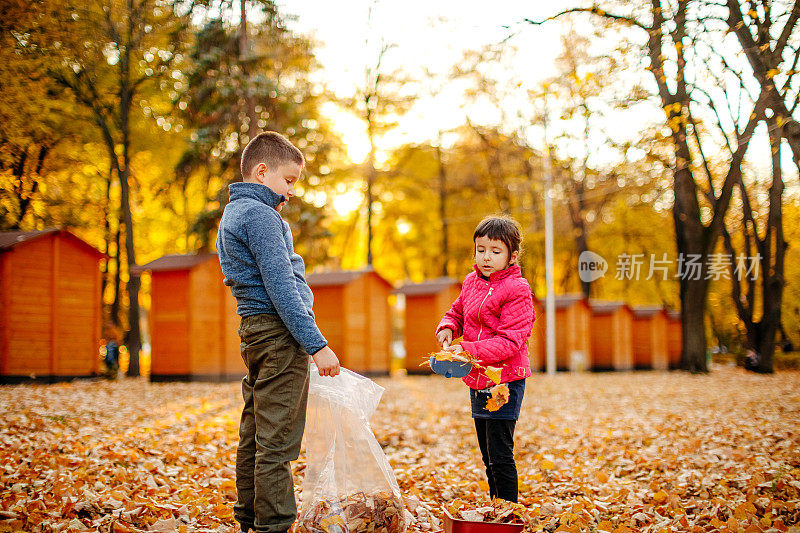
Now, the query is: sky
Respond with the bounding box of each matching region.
[272,0,797,213]
[276,0,576,161]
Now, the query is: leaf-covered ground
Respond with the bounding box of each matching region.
[1,367,799,533]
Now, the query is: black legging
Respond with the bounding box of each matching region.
[474,418,518,502]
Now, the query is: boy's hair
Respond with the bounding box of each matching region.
[240,131,305,180]
[473,215,523,257]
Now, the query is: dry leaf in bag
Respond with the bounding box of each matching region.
[300,366,407,533]
[297,491,406,533]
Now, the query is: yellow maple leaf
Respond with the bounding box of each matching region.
[484,366,502,385]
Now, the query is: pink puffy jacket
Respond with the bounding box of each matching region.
[436,264,535,390]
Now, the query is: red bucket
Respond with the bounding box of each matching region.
[443,511,525,533]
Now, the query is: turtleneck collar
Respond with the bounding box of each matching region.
[228,181,286,210]
[473,263,522,282]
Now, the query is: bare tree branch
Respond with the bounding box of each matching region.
[687,85,735,152]
[775,0,800,57]
[705,90,767,255]
[523,6,648,30]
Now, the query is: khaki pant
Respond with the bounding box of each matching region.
[234,314,310,533]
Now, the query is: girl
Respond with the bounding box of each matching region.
[435,215,534,503]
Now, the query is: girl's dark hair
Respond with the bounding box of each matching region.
[473,216,523,256]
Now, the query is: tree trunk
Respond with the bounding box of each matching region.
[366,142,376,266]
[119,13,141,376]
[8,147,29,230]
[567,179,591,298]
[436,143,449,277]
[724,2,792,371]
[183,180,191,252]
[672,148,709,372]
[471,125,511,214]
[14,145,47,229]
[577,105,592,298]
[240,0,258,140]
[575,228,591,298]
[679,275,709,372]
[101,163,113,309]
[522,154,541,286]
[339,208,361,269]
[751,114,787,373]
[720,112,785,373]
[120,156,141,376]
[110,222,122,327]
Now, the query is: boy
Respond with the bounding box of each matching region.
[217,131,340,533]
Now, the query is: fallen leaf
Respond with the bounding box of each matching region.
[2,368,800,533]
[597,520,613,531]
[149,517,179,532]
[485,384,510,412]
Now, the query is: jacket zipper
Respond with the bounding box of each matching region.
[476,286,493,341]
[476,284,494,388]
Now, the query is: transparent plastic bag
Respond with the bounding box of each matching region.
[297,364,407,533]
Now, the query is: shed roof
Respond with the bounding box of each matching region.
[532,294,589,310]
[589,300,631,315]
[393,277,460,296]
[556,294,588,309]
[131,253,218,274]
[631,306,667,319]
[0,228,104,257]
[306,267,392,288]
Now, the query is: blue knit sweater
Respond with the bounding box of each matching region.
[216,182,327,355]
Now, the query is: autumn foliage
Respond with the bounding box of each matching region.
[1,368,799,532]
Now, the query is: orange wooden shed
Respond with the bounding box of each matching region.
[306,268,393,375]
[589,300,634,371]
[631,306,670,370]
[532,295,592,371]
[528,296,545,372]
[666,309,682,369]
[0,229,103,383]
[133,253,243,382]
[394,278,461,374]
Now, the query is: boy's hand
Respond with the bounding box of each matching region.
[436,328,453,349]
[312,346,340,377]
